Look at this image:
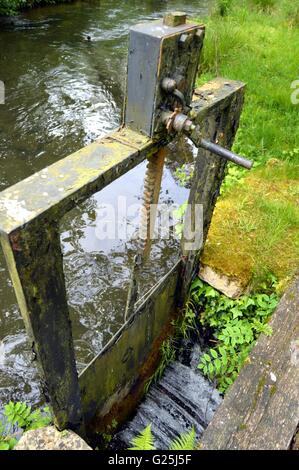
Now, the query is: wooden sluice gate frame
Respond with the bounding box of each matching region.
[0,12,247,437]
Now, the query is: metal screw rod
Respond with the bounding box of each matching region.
[199,138,253,169]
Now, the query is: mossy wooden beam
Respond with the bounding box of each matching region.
[0,220,84,432]
[0,129,158,234]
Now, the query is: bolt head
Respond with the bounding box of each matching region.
[161,77,177,93]
[179,33,193,46]
[163,11,187,27]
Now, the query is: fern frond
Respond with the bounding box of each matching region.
[169,427,196,450]
[128,424,156,450]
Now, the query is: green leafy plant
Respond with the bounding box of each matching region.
[169,427,196,451]
[0,402,52,450]
[220,164,247,194]
[4,401,52,432]
[177,298,198,339]
[101,418,118,447]
[129,424,156,450]
[0,436,17,451]
[173,201,188,237]
[174,164,194,188]
[129,425,196,451]
[191,277,278,393]
[281,148,299,162]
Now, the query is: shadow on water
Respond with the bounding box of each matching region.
[0,0,212,407]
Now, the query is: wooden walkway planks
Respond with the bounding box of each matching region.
[200,276,299,450]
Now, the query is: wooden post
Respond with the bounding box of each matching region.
[0,219,84,433]
[180,78,246,300]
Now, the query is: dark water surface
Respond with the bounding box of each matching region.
[0,0,211,407]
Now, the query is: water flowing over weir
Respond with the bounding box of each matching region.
[0,0,212,408]
[109,341,222,450]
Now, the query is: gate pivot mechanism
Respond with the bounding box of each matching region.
[161,107,253,170]
[124,11,251,320]
[124,11,205,320]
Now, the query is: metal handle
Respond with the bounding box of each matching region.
[199,138,253,170]
[161,110,253,170]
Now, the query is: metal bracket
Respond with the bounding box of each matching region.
[161,110,253,169]
[124,12,205,138]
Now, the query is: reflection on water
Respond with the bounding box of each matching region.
[0,0,211,407]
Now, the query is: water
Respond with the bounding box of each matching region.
[110,342,222,450]
[0,0,211,408]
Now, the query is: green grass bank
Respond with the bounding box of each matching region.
[195,0,299,289]
[186,0,299,393]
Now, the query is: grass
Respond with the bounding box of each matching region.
[194,0,299,289]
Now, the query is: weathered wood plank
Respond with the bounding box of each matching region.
[200,276,299,450]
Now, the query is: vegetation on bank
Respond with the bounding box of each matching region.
[189,277,278,392]
[0,0,72,16]
[193,0,299,288]
[183,0,299,392]
[0,401,52,450]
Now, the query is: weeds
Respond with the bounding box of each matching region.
[190,277,279,393]
[144,338,176,393]
[197,1,299,161]
[251,0,276,12]
[129,425,196,451]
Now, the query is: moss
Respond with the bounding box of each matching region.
[269,384,277,397]
[193,0,298,291]
[238,423,247,431]
[202,163,299,289]
[252,375,267,410]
